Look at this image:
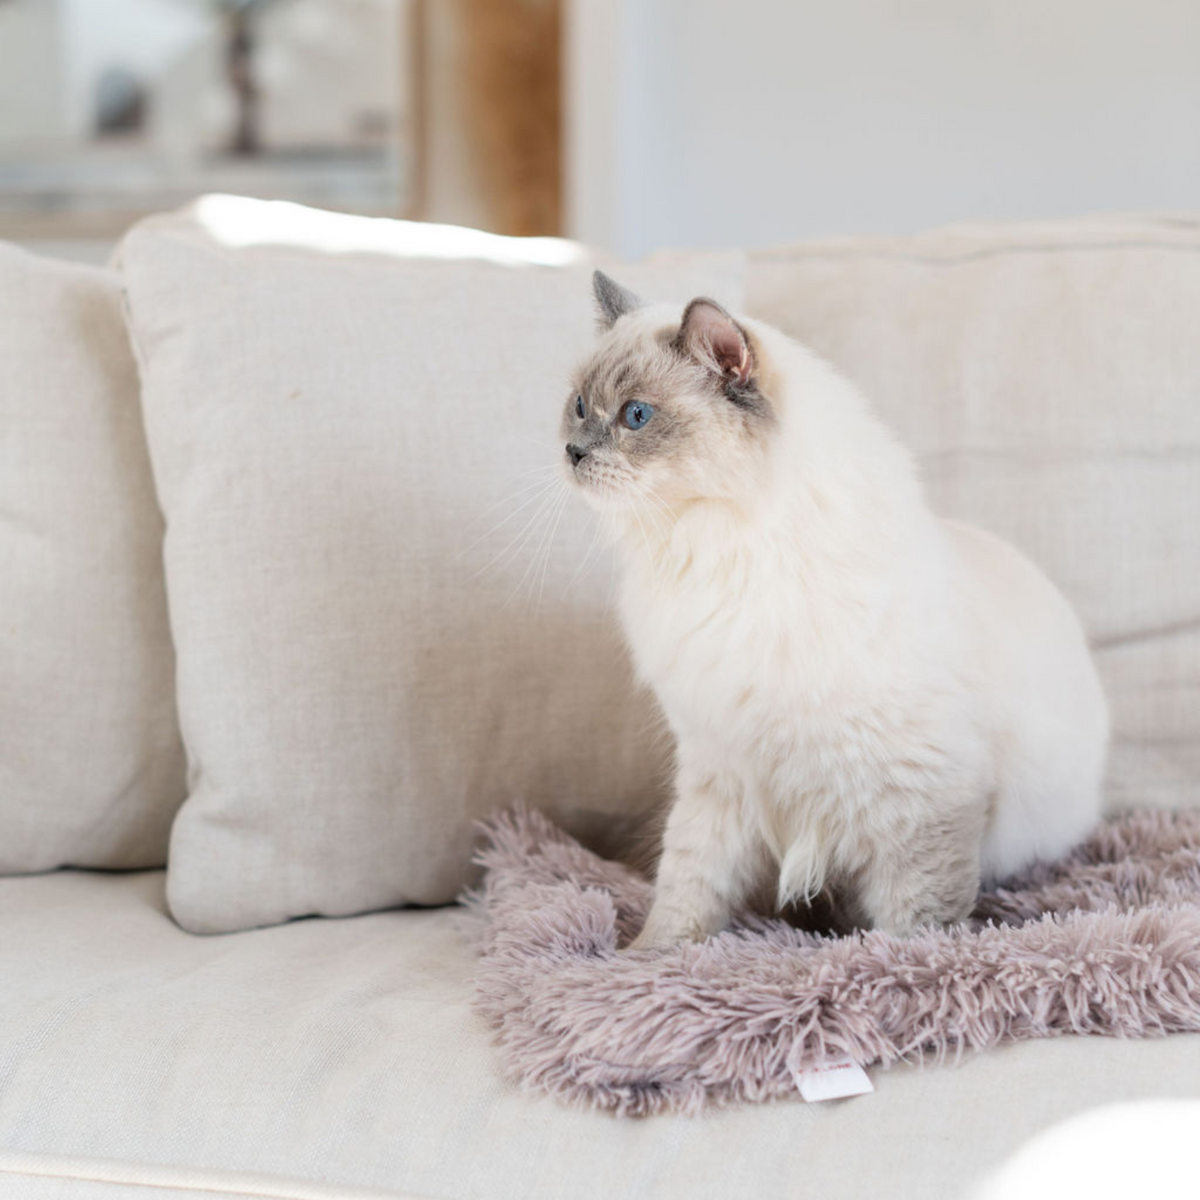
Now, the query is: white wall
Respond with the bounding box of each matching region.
[566,0,1200,255]
[0,1,63,144]
[2,0,399,151]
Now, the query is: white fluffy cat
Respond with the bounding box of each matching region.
[560,271,1108,949]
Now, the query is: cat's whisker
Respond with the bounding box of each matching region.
[512,498,557,610]
[623,478,672,549]
[455,477,562,565]
[629,479,674,542]
[641,483,676,529]
[510,429,561,454]
[565,511,605,596]
[475,462,562,511]
[502,481,568,611]
[509,462,563,481]
[604,509,619,611]
[467,469,562,528]
[498,505,565,607]
[626,487,656,554]
[508,486,564,602]
[630,473,674,519]
[534,484,572,615]
[469,480,562,580]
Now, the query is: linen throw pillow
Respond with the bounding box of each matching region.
[0,243,185,871]
[746,216,1200,815]
[118,196,745,934]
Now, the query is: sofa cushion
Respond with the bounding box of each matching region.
[745,216,1200,814]
[116,195,743,934]
[1,868,1198,1200]
[0,243,185,873]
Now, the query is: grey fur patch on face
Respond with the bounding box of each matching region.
[560,300,777,511]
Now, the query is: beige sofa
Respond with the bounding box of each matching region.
[2,202,1199,1200]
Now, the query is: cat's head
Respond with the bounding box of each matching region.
[560,271,776,514]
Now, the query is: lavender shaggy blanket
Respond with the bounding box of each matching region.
[462,806,1200,1116]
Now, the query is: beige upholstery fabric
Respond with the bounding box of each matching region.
[0,1154,426,1200]
[0,243,185,873]
[117,197,744,933]
[972,1099,1200,1200]
[746,216,1200,814]
[1,869,1198,1200]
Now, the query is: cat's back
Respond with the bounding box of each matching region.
[942,516,1108,873]
[942,517,1100,703]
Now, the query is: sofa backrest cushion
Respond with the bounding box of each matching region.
[746,216,1200,816]
[0,243,186,872]
[118,196,743,933]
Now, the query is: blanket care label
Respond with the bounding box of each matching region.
[792,1055,874,1102]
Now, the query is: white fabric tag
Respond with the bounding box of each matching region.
[792,1055,874,1102]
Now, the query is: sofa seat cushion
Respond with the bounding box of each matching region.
[2,871,1199,1200]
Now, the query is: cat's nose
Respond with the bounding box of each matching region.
[566,443,588,466]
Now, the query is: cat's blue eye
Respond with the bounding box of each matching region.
[622,401,654,430]
[575,394,585,419]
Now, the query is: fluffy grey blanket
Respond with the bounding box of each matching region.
[463,806,1200,1115]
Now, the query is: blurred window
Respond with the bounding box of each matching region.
[0,0,412,240]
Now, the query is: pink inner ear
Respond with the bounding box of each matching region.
[685,302,752,386]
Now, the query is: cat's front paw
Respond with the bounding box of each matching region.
[622,911,712,952]
[623,925,683,953]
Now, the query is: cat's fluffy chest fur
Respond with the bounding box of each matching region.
[564,280,1108,948]
[615,469,990,911]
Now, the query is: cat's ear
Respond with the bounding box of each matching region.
[593,270,641,329]
[676,298,753,388]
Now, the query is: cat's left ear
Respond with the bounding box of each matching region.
[676,298,754,389]
[593,270,641,329]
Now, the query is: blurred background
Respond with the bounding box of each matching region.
[1,0,1198,262]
